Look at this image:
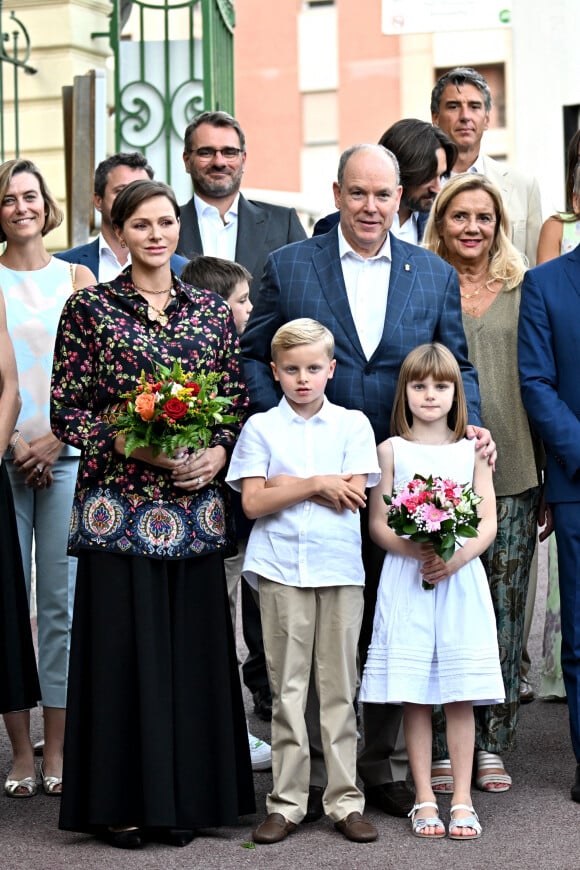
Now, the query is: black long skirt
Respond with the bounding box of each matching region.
[59,549,255,833]
[0,463,40,713]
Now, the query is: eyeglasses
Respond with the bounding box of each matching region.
[448,212,496,227]
[188,147,243,161]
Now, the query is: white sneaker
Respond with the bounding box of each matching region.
[248,731,272,771]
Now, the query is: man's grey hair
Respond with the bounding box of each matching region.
[336,144,400,187]
[430,67,493,115]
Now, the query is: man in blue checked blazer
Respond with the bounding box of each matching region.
[242,144,491,821]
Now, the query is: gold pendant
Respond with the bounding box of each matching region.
[147,305,168,326]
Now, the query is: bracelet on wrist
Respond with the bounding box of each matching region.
[8,430,20,453]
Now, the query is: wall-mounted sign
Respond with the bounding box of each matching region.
[382,1,511,35]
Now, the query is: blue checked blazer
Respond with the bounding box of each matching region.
[241,227,481,442]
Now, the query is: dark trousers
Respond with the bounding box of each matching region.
[552,502,580,760]
[241,578,270,696]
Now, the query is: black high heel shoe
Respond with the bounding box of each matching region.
[103,826,146,849]
[149,827,197,847]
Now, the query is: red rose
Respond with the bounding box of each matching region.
[185,381,201,396]
[163,397,189,420]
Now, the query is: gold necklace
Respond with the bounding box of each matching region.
[147,299,170,326]
[134,283,175,296]
[459,278,498,300]
[461,282,499,316]
[461,267,489,285]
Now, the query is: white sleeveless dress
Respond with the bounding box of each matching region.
[360,437,505,707]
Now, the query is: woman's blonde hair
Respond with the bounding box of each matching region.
[271,318,334,361]
[422,173,526,289]
[391,342,468,441]
[0,159,63,242]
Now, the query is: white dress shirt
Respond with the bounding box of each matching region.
[98,233,129,282]
[448,152,485,178]
[194,192,239,260]
[392,211,420,245]
[226,396,380,590]
[337,226,391,359]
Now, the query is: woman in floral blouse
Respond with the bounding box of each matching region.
[51,179,254,849]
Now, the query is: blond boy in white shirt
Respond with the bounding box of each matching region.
[227,318,380,845]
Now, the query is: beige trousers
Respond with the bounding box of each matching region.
[260,579,364,823]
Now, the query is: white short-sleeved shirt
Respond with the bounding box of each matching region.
[227,396,381,589]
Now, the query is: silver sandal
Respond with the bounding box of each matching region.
[448,804,482,840]
[4,775,38,798]
[40,764,62,796]
[408,801,446,838]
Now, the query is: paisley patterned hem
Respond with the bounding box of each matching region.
[68,485,232,559]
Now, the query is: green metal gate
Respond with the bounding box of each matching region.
[0,1,37,161]
[105,0,235,198]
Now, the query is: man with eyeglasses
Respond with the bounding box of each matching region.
[178,110,305,771]
[177,111,306,299]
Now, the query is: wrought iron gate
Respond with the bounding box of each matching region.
[105,0,235,200]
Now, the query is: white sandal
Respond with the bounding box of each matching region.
[474,750,512,792]
[408,801,446,838]
[448,804,482,840]
[431,758,454,793]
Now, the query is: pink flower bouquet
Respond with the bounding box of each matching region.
[115,360,238,458]
[384,474,482,589]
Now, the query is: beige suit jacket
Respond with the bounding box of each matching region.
[481,154,542,267]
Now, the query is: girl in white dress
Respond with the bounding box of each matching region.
[360,343,504,841]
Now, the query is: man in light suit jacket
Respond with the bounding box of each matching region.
[518,246,580,803]
[431,67,542,268]
[56,152,188,278]
[177,111,306,299]
[242,144,492,823]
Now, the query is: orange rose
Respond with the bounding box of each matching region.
[135,392,156,421]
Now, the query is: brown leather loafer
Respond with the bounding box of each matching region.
[253,813,297,844]
[334,811,378,843]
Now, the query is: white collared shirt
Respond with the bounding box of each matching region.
[98,233,130,282]
[392,211,419,245]
[449,152,485,178]
[226,396,381,590]
[338,226,391,359]
[194,192,239,260]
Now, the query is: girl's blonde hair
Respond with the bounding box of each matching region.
[422,172,526,289]
[390,342,468,441]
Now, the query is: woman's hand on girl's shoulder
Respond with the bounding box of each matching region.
[466,424,496,471]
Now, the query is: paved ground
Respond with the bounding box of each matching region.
[2,541,579,869]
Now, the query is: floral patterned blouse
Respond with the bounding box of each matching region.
[51,267,247,560]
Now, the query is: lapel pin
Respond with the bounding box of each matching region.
[404,263,410,272]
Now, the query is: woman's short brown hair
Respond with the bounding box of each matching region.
[111,179,180,230]
[0,159,63,243]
